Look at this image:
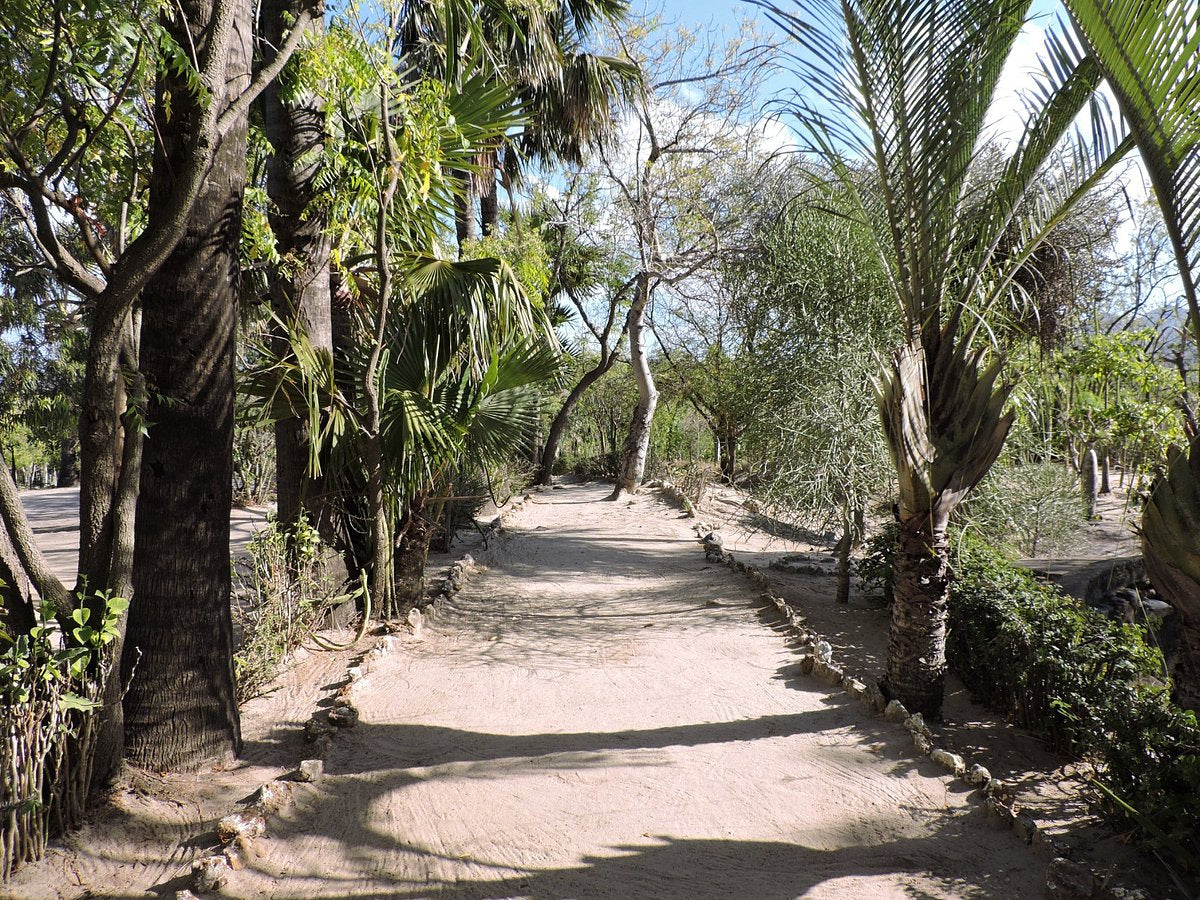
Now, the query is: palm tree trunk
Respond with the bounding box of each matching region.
[263,0,334,542]
[480,174,499,236]
[454,170,478,252]
[393,497,432,606]
[885,514,952,718]
[121,0,250,771]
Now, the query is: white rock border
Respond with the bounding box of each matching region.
[687,521,1150,900]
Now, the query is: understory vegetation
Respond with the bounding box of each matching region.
[861,532,1200,873]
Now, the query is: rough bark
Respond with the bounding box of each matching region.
[56,439,79,488]
[453,171,478,252]
[716,428,737,483]
[0,524,35,635]
[884,515,952,719]
[121,0,251,771]
[480,161,499,237]
[264,0,333,538]
[394,500,432,606]
[611,275,656,498]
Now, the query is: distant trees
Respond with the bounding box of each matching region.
[596,19,775,498]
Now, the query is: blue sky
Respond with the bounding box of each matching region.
[655,0,1064,29]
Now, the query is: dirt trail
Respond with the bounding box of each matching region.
[12,481,1043,899]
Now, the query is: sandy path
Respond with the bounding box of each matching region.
[20,486,268,585]
[221,482,1040,899]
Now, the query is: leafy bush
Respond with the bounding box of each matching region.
[233,516,338,702]
[947,537,1162,753]
[1,593,125,881]
[858,519,897,603]
[866,530,1200,878]
[957,459,1086,556]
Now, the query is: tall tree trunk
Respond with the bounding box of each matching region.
[536,352,621,486]
[121,0,250,771]
[56,438,79,487]
[716,424,737,482]
[885,513,952,718]
[480,159,499,237]
[454,170,478,253]
[263,0,334,540]
[878,339,1012,719]
[611,275,656,498]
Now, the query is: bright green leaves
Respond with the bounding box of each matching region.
[0,591,127,728]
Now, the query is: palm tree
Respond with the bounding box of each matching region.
[399,0,637,247]
[246,24,561,617]
[1062,0,1200,709]
[761,0,1132,717]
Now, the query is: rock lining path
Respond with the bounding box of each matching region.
[233,482,1040,898]
[13,481,1042,898]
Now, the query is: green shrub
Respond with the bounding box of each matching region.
[233,515,334,702]
[857,520,897,603]
[1,593,125,880]
[957,460,1086,557]
[866,529,1200,878]
[947,536,1162,754]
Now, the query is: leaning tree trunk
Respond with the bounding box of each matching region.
[264,0,334,542]
[121,0,251,771]
[536,351,622,486]
[1141,438,1200,712]
[612,275,657,499]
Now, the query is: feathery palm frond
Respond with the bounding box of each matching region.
[1063,0,1200,322]
[1067,0,1200,714]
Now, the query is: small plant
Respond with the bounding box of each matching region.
[857,520,897,603]
[233,515,338,702]
[1,592,126,881]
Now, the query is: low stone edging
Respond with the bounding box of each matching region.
[689,521,1150,900]
[177,495,547,896]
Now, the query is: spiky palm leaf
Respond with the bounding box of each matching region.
[760,0,1132,716]
[1063,0,1199,320]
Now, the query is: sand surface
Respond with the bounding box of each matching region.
[10,481,1061,899]
[18,486,268,585]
